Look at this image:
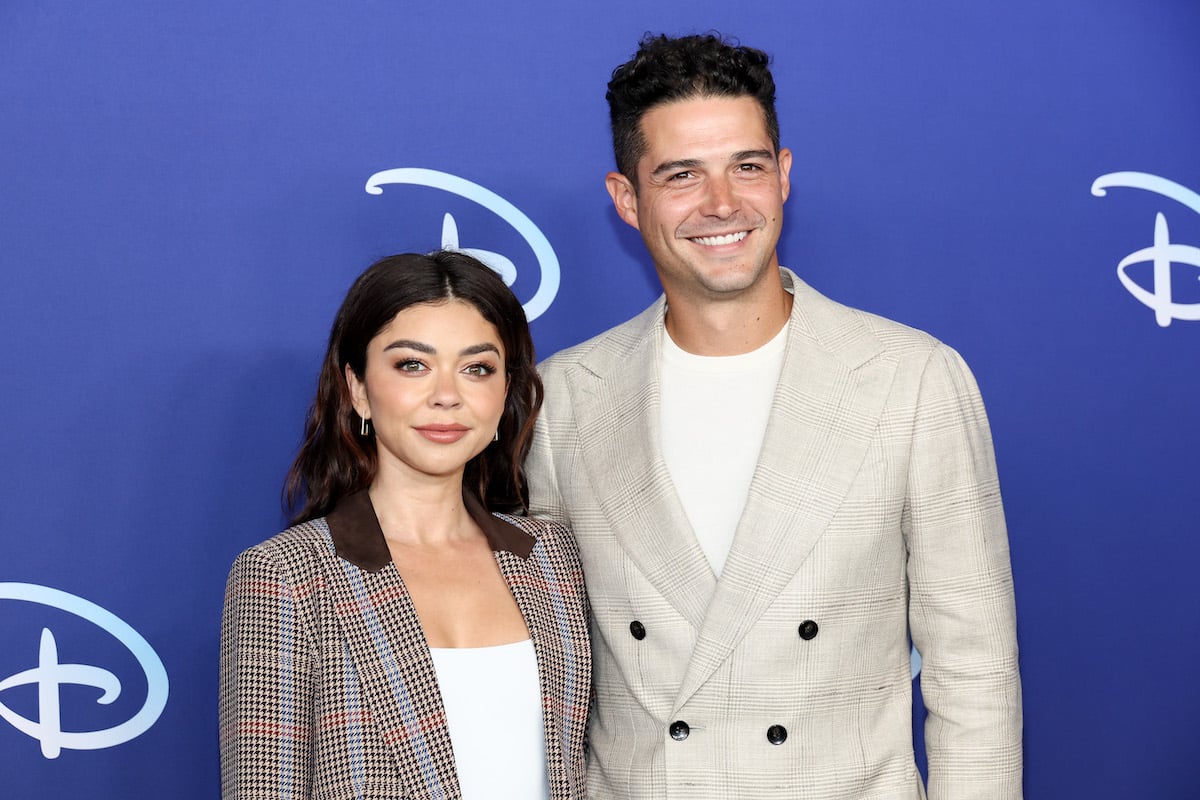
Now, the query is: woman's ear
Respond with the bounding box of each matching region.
[345,364,370,421]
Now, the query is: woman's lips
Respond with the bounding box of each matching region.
[414,424,470,444]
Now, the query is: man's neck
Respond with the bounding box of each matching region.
[663,270,793,356]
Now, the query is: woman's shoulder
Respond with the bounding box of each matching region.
[492,512,582,571]
[230,516,336,576]
[492,511,571,541]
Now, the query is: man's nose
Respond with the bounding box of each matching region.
[699,174,737,217]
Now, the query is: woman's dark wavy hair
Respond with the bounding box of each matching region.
[284,250,543,524]
[607,32,780,182]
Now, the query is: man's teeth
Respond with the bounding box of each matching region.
[691,231,748,246]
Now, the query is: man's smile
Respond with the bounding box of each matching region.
[687,230,750,246]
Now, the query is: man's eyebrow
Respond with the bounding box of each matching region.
[730,149,775,162]
[649,151,775,179]
[649,158,703,178]
[382,340,500,358]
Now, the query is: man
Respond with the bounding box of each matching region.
[528,33,1022,800]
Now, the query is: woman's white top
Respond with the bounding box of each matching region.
[428,638,550,800]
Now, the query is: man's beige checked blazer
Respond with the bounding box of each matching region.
[527,268,1022,800]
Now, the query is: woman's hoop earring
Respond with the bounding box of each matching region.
[359,416,370,437]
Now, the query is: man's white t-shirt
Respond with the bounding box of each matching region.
[659,322,788,577]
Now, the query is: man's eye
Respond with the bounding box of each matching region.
[669,171,694,181]
[737,163,763,172]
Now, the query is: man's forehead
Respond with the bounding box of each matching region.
[638,95,773,155]
[638,105,774,181]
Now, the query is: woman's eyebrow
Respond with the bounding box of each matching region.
[381,340,500,357]
[382,338,434,354]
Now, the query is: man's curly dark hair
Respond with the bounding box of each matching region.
[606,33,780,183]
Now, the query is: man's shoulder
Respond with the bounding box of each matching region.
[787,270,944,359]
[538,297,663,379]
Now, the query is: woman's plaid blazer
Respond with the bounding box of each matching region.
[219,490,591,799]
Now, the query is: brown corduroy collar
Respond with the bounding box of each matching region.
[324,489,535,573]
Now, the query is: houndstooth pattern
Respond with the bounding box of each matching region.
[219,511,590,799]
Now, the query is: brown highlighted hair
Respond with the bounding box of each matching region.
[284,250,543,523]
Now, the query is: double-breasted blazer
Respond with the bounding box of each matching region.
[219,490,590,800]
[527,269,1022,800]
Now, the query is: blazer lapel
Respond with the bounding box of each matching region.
[566,300,716,630]
[463,495,582,800]
[322,495,461,800]
[492,538,576,800]
[675,271,899,707]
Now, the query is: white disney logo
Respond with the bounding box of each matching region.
[0,583,169,759]
[1092,171,1200,327]
[365,168,561,321]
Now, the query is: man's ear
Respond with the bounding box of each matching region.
[777,147,793,203]
[605,171,640,230]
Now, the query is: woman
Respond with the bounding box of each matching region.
[219,251,590,800]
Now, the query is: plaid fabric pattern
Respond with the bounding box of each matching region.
[527,269,1022,800]
[220,512,590,799]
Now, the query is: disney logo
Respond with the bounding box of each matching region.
[365,168,561,321]
[1092,171,1200,327]
[0,582,169,758]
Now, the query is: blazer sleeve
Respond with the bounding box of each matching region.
[219,545,315,800]
[903,343,1023,800]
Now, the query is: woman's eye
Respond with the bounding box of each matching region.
[463,363,497,376]
[396,359,426,372]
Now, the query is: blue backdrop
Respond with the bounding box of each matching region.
[2,2,1198,797]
